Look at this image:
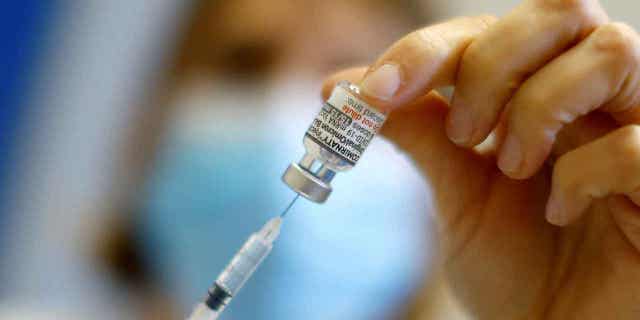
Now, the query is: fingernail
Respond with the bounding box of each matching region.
[546,194,566,226]
[360,64,401,101]
[446,109,473,145]
[498,134,522,174]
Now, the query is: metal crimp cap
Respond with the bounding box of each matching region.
[282,163,332,203]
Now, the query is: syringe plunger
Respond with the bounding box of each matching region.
[187,217,282,320]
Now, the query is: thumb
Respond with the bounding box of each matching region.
[321,14,499,178]
[320,15,498,190]
[322,15,496,111]
[355,15,496,112]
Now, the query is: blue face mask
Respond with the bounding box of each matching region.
[139,80,432,319]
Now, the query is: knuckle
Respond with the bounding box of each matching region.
[386,29,444,65]
[537,0,605,27]
[538,0,587,10]
[474,14,498,29]
[509,84,556,125]
[519,87,549,111]
[460,41,495,73]
[592,23,640,58]
[411,28,449,56]
[508,97,539,125]
[409,15,496,59]
[537,0,589,15]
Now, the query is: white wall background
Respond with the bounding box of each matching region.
[435,0,640,29]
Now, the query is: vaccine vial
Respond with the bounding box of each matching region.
[282,81,387,203]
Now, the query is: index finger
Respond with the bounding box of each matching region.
[356,15,497,112]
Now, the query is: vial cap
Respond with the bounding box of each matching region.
[282,163,332,203]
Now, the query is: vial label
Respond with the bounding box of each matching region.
[305,85,386,165]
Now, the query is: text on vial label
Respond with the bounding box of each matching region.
[304,86,386,165]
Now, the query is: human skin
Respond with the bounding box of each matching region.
[322,1,640,318]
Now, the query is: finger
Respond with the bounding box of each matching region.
[551,112,618,160]
[354,15,497,112]
[447,0,608,147]
[322,67,489,177]
[322,67,487,166]
[547,125,640,226]
[498,22,640,179]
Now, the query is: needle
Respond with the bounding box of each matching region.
[280,194,300,217]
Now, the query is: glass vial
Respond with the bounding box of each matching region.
[282,80,387,203]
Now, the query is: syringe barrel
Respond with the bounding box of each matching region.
[215,233,273,295]
[202,217,281,315]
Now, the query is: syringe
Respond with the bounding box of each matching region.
[189,80,386,319]
[187,195,297,320]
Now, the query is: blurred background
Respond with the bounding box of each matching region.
[1,0,638,319]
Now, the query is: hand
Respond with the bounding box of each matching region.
[322,1,640,319]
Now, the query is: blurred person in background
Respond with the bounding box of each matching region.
[3,0,640,319]
[106,0,432,319]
